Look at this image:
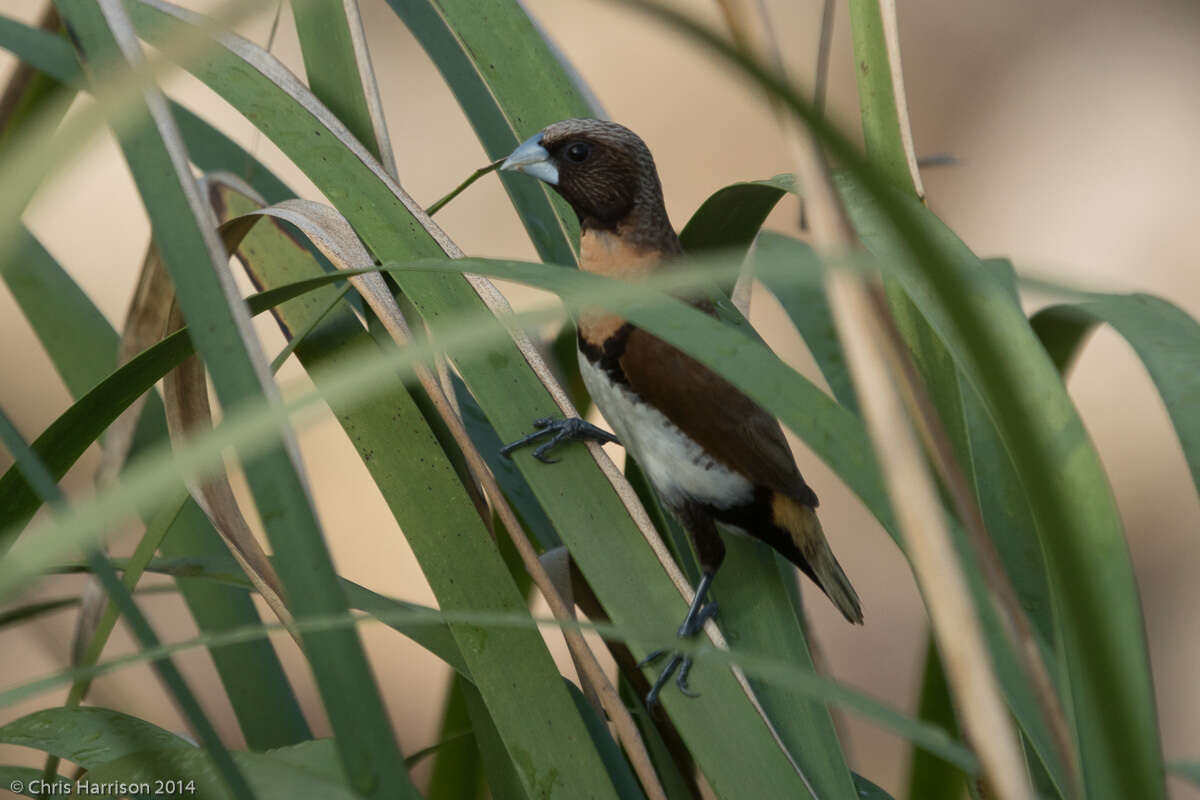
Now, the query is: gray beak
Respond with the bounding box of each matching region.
[501,133,558,185]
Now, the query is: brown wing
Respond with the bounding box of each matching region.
[618,324,818,507]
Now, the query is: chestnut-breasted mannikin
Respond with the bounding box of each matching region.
[499,119,861,707]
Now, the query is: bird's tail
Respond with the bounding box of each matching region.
[771,493,864,624]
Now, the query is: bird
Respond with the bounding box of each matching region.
[498,118,862,707]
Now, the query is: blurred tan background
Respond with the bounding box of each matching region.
[2,0,1199,796]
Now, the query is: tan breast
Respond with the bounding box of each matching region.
[579,227,663,279]
[577,227,664,348]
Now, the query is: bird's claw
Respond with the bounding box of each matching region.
[641,588,719,708]
[642,652,701,708]
[644,652,681,708]
[500,416,619,462]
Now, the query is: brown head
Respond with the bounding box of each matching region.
[501,119,680,256]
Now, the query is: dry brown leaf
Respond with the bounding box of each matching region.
[162,297,295,636]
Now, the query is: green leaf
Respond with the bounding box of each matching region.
[383,0,591,266]
[1032,295,1200,499]
[62,489,187,706]
[0,765,57,798]
[0,264,403,540]
[753,233,858,414]
[86,746,361,800]
[290,0,386,165]
[870,246,1066,789]
[842,10,1069,789]
[66,550,475,681]
[0,707,191,767]
[1030,305,1094,374]
[218,191,627,800]
[0,407,250,800]
[258,739,344,783]
[839,173,1158,797]
[0,222,308,750]
[123,5,851,795]
[907,639,968,800]
[339,579,470,677]
[679,174,795,258]
[846,0,918,194]
[565,680,647,800]
[852,773,898,800]
[159,499,314,751]
[450,372,562,551]
[884,253,1065,793]
[714,539,858,800]
[0,13,80,87]
[4,226,117,397]
[456,679,530,800]
[0,593,142,629]
[621,5,1164,790]
[57,5,406,795]
[618,677,698,800]
[427,675,485,800]
[0,251,985,777]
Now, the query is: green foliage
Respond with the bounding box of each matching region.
[0,1,1192,799]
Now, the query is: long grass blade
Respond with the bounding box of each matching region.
[1032,295,1200,499]
[678,185,858,796]
[0,251,990,781]
[383,0,591,266]
[427,675,486,800]
[753,233,859,414]
[846,0,924,198]
[844,1,1070,790]
[56,4,416,794]
[0,222,310,749]
[0,597,980,773]
[122,4,846,794]
[0,409,254,800]
[907,638,969,800]
[0,708,359,800]
[290,0,395,174]
[601,3,1163,795]
[0,6,69,158]
[211,188,633,800]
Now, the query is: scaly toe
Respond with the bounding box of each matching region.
[644,653,684,708]
[637,648,668,668]
[675,657,700,697]
[532,445,561,463]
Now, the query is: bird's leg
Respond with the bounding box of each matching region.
[639,571,718,707]
[499,417,619,463]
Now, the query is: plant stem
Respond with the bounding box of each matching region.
[426,158,504,216]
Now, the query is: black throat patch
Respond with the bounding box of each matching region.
[577,322,634,388]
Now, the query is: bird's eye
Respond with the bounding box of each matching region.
[565,142,592,163]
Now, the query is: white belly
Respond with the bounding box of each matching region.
[579,352,753,510]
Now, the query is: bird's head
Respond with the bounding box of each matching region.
[501,119,673,243]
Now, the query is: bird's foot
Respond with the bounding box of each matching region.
[639,650,699,706]
[499,416,619,463]
[639,589,719,708]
